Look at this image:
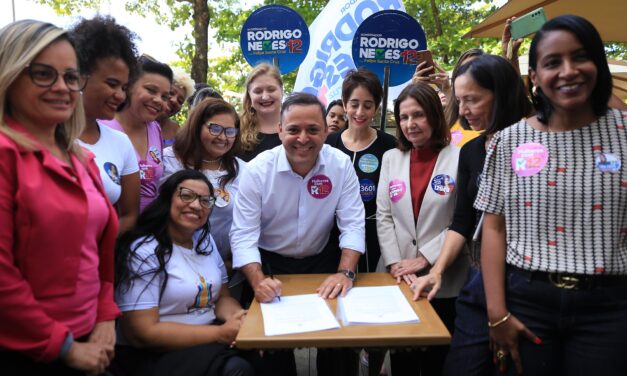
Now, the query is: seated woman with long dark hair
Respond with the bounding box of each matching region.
[114,170,254,376]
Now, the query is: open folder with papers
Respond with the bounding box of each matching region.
[259,294,340,336]
[337,285,420,325]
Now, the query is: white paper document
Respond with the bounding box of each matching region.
[337,286,420,325]
[260,294,340,336]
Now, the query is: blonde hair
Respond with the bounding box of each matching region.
[171,67,195,100]
[0,19,85,155]
[240,63,283,152]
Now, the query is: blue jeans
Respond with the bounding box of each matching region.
[499,266,627,376]
[443,267,493,376]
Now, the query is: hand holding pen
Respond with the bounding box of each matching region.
[252,262,283,303]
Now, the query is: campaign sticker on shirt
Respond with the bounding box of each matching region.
[307,175,332,199]
[148,146,162,164]
[214,188,231,208]
[359,178,377,202]
[431,174,456,196]
[358,154,379,173]
[389,179,406,203]
[595,153,621,173]
[451,130,463,146]
[138,161,155,182]
[511,143,549,177]
[103,162,120,185]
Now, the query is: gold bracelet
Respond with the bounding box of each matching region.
[488,312,511,328]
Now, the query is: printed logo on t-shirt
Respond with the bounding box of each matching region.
[595,153,621,173]
[358,154,379,173]
[149,146,162,164]
[359,178,377,202]
[451,130,463,146]
[138,160,155,182]
[188,275,213,314]
[307,175,333,199]
[431,174,456,196]
[389,179,406,203]
[214,187,231,208]
[103,162,120,185]
[511,143,549,177]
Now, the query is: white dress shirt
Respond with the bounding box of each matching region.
[231,144,365,268]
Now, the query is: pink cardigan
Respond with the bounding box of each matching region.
[0,117,120,362]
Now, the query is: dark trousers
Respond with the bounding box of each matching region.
[497,266,627,376]
[443,267,493,376]
[389,297,457,376]
[0,351,84,376]
[242,237,359,376]
[114,343,257,376]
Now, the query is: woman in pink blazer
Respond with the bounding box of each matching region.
[0,20,119,374]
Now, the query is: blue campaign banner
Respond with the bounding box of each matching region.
[351,10,426,86]
[240,4,310,74]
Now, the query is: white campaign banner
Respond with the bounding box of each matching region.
[293,0,407,106]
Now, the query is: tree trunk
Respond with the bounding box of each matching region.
[191,0,209,84]
[429,0,448,64]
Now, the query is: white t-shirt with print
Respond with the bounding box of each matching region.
[77,123,138,204]
[116,233,227,332]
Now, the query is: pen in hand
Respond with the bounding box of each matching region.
[267,262,281,301]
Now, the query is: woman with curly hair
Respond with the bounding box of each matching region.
[70,15,140,234]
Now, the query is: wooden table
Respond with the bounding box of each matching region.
[236,272,451,350]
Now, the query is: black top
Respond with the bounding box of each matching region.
[326,128,397,272]
[325,129,397,217]
[449,134,486,239]
[237,132,282,162]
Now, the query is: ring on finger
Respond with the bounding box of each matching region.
[496,350,505,360]
[336,283,342,287]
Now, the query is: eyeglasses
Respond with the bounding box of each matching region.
[205,123,239,138]
[178,187,215,209]
[27,63,87,92]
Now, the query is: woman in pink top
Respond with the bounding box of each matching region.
[102,55,173,212]
[0,20,119,374]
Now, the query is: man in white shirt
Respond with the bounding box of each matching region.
[230,92,365,375]
[232,92,365,300]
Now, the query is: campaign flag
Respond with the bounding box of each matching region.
[293,0,406,106]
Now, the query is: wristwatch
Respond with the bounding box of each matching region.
[338,269,356,281]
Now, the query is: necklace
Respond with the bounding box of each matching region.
[202,157,221,163]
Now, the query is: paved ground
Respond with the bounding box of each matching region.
[295,348,391,376]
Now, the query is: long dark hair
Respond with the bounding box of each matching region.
[115,170,214,300]
[454,54,532,135]
[529,15,611,123]
[173,98,241,188]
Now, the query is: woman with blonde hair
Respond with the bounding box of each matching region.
[237,63,283,162]
[159,68,195,146]
[0,20,119,374]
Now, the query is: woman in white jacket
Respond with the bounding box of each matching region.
[377,82,469,375]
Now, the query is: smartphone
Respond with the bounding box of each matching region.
[510,7,547,40]
[416,50,434,69]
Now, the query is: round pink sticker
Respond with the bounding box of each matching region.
[307,175,332,199]
[389,179,406,203]
[451,130,463,146]
[511,143,549,177]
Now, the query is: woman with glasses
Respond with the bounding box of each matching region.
[0,20,119,374]
[115,170,255,376]
[102,54,173,212]
[162,98,245,284]
[70,16,141,234]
